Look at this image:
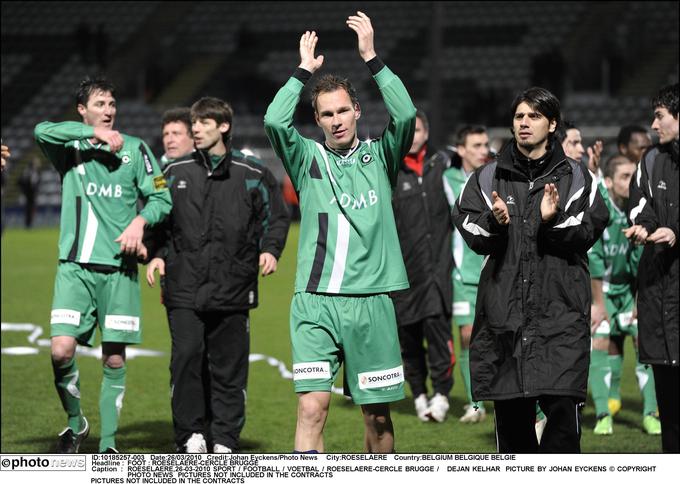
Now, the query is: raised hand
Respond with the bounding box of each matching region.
[298,31,324,73]
[346,11,376,61]
[93,126,124,153]
[491,191,510,225]
[587,140,603,173]
[541,183,560,222]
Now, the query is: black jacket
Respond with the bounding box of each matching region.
[453,141,609,400]
[628,141,679,366]
[147,149,290,312]
[391,147,453,325]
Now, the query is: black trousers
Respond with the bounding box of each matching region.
[398,314,454,397]
[167,308,249,450]
[652,364,679,453]
[494,396,583,453]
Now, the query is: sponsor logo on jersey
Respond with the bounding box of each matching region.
[153,175,167,191]
[105,315,140,332]
[657,180,667,190]
[336,158,356,167]
[358,366,404,390]
[177,180,187,189]
[51,309,81,326]
[453,301,471,317]
[329,189,378,210]
[86,182,123,198]
[603,242,629,258]
[139,145,154,174]
[293,362,331,380]
[361,153,373,165]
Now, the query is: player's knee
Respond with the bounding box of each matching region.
[103,354,125,369]
[363,405,392,432]
[51,343,76,365]
[298,396,328,426]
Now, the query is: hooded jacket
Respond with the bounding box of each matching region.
[628,140,679,366]
[453,141,609,400]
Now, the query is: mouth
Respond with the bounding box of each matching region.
[333,129,347,139]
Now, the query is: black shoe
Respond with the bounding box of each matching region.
[56,417,89,453]
[102,447,119,453]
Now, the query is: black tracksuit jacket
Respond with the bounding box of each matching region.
[391,146,453,325]
[147,149,290,312]
[628,140,679,366]
[453,141,609,401]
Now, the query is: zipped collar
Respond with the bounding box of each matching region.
[497,139,568,183]
[324,138,361,159]
[197,149,231,177]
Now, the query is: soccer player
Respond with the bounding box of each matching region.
[617,125,651,164]
[442,125,489,424]
[588,155,660,435]
[160,107,194,165]
[34,76,172,453]
[146,97,289,453]
[391,110,454,423]
[264,12,416,452]
[626,83,679,453]
[454,87,609,452]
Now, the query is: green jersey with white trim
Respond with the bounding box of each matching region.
[265,65,416,294]
[588,181,641,297]
[443,166,484,285]
[34,121,172,267]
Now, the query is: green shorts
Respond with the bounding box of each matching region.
[290,292,404,405]
[50,261,142,346]
[592,291,637,339]
[452,277,477,327]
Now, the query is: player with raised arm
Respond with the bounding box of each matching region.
[264,12,416,453]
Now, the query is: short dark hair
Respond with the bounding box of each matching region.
[311,75,359,112]
[415,109,429,132]
[75,76,115,106]
[603,154,635,179]
[555,119,578,144]
[162,107,192,136]
[652,83,678,118]
[510,87,562,140]
[455,125,487,147]
[616,125,649,147]
[190,97,234,143]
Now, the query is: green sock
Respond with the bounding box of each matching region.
[460,348,484,411]
[635,360,658,416]
[589,349,610,416]
[608,354,623,401]
[53,358,83,432]
[536,404,546,421]
[99,365,126,452]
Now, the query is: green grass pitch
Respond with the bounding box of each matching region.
[1,225,661,453]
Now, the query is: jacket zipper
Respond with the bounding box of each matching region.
[528,158,566,190]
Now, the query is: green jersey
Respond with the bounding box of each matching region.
[443,166,484,285]
[588,181,641,296]
[264,64,416,294]
[35,121,172,267]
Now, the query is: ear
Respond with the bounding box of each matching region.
[77,104,87,119]
[219,122,231,135]
[604,177,614,190]
[314,111,321,127]
[549,119,557,133]
[354,103,361,120]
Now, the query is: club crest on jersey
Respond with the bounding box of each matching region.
[361,153,373,165]
[121,154,131,164]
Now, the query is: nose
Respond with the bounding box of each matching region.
[651,118,659,131]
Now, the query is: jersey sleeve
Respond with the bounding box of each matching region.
[264,73,313,191]
[34,121,95,174]
[134,140,172,226]
[371,61,417,187]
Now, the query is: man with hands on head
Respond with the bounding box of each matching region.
[146,97,289,453]
[264,12,416,453]
[34,76,172,453]
[454,87,609,453]
[625,83,679,453]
